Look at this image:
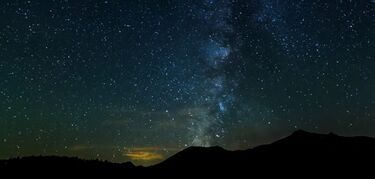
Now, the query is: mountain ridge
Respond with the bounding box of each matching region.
[2,130,375,176]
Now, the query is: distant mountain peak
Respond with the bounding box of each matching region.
[179,145,226,154]
[291,129,312,136]
[284,130,316,139]
[328,132,338,136]
[289,130,338,138]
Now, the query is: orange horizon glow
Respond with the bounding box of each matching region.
[124,151,163,161]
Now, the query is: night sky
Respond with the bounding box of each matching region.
[1,0,374,166]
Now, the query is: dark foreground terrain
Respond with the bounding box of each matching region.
[1,130,374,177]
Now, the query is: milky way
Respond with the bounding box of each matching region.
[187,0,240,146]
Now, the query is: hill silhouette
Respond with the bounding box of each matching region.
[1,130,375,177]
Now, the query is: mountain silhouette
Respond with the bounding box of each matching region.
[148,130,375,176]
[2,130,375,177]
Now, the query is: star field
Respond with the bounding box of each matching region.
[0,0,374,165]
